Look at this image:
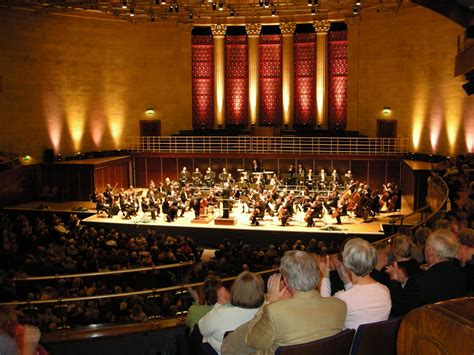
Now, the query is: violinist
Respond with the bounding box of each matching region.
[305,197,324,227]
[96,193,112,218]
[141,196,157,220]
[103,183,114,205]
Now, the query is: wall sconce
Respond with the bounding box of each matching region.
[146,108,155,116]
[383,107,391,116]
[22,154,31,162]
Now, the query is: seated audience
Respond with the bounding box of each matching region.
[185,276,223,333]
[242,251,346,354]
[320,238,391,330]
[390,234,421,277]
[387,229,466,316]
[198,271,264,354]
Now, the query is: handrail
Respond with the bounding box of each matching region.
[13,261,194,282]
[126,136,409,155]
[0,268,278,307]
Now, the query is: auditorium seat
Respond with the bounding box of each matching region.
[275,329,355,355]
[350,317,403,355]
[397,297,474,355]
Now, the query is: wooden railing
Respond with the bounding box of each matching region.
[126,136,409,155]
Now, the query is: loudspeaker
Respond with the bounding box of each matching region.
[44,149,54,163]
[462,79,474,96]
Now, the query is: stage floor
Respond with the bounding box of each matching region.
[5,199,415,248]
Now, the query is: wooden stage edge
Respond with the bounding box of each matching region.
[4,199,413,248]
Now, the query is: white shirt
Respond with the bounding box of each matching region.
[198,303,260,354]
[321,278,391,330]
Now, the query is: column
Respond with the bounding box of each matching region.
[279,22,296,128]
[245,23,262,127]
[345,17,360,131]
[313,20,331,128]
[211,24,227,129]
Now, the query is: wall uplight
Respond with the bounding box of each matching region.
[146,108,155,116]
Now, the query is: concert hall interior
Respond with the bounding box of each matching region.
[0,1,473,355]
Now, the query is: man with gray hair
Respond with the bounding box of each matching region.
[388,229,466,316]
[243,250,346,354]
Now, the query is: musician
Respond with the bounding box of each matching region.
[110,197,121,216]
[204,167,215,187]
[287,164,296,185]
[179,167,190,186]
[331,169,339,184]
[251,159,261,172]
[141,196,157,220]
[191,193,201,219]
[305,197,324,227]
[192,168,202,186]
[226,173,235,185]
[306,168,315,188]
[96,193,112,218]
[318,169,328,190]
[163,178,172,195]
[163,196,178,222]
[103,184,114,205]
[219,168,228,183]
[297,163,306,177]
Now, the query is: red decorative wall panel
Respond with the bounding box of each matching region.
[294,33,316,126]
[328,30,348,130]
[259,34,282,126]
[192,35,214,129]
[225,35,248,126]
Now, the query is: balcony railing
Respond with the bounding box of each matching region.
[126,136,409,155]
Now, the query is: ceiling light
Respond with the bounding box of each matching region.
[169,5,173,12]
[307,0,312,7]
[218,2,223,11]
[130,6,134,16]
[121,0,126,9]
[356,0,361,5]
[353,5,358,14]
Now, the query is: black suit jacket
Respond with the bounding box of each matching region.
[389,260,466,316]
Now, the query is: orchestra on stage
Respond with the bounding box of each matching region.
[90,164,401,228]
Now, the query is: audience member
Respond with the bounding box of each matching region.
[388,229,466,315]
[320,238,391,330]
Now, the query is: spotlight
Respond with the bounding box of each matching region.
[356,0,361,5]
[264,0,269,8]
[121,0,126,8]
[271,8,276,16]
[189,12,193,19]
[160,0,166,4]
[174,4,179,12]
[307,0,312,6]
[353,5,358,14]
[259,0,263,6]
[229,9,234,16]
[130,6,134,16]
[212,2,216,10]
[218,2,223,10]
[383,107,391,115]
[169,5,173,12]
[311,6,315,15]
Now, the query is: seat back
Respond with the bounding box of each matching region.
[397,297,474,355]
[350,317,403,355]
[275,329,355,355]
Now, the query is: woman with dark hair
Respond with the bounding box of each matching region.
[185,276,224,332]
[198,271,264,354]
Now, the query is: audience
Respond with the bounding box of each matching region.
[241,251,346,354]
[387,229,466,316]
[320,238,391,330]
[198,271,264,354]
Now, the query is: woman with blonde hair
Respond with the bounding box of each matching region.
[198,271,264,354]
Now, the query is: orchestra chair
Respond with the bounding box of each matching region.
[350,317,403,355]
[397,297,474,355]
[275,329,355,355]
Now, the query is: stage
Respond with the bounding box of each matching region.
[4,198,413,248]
